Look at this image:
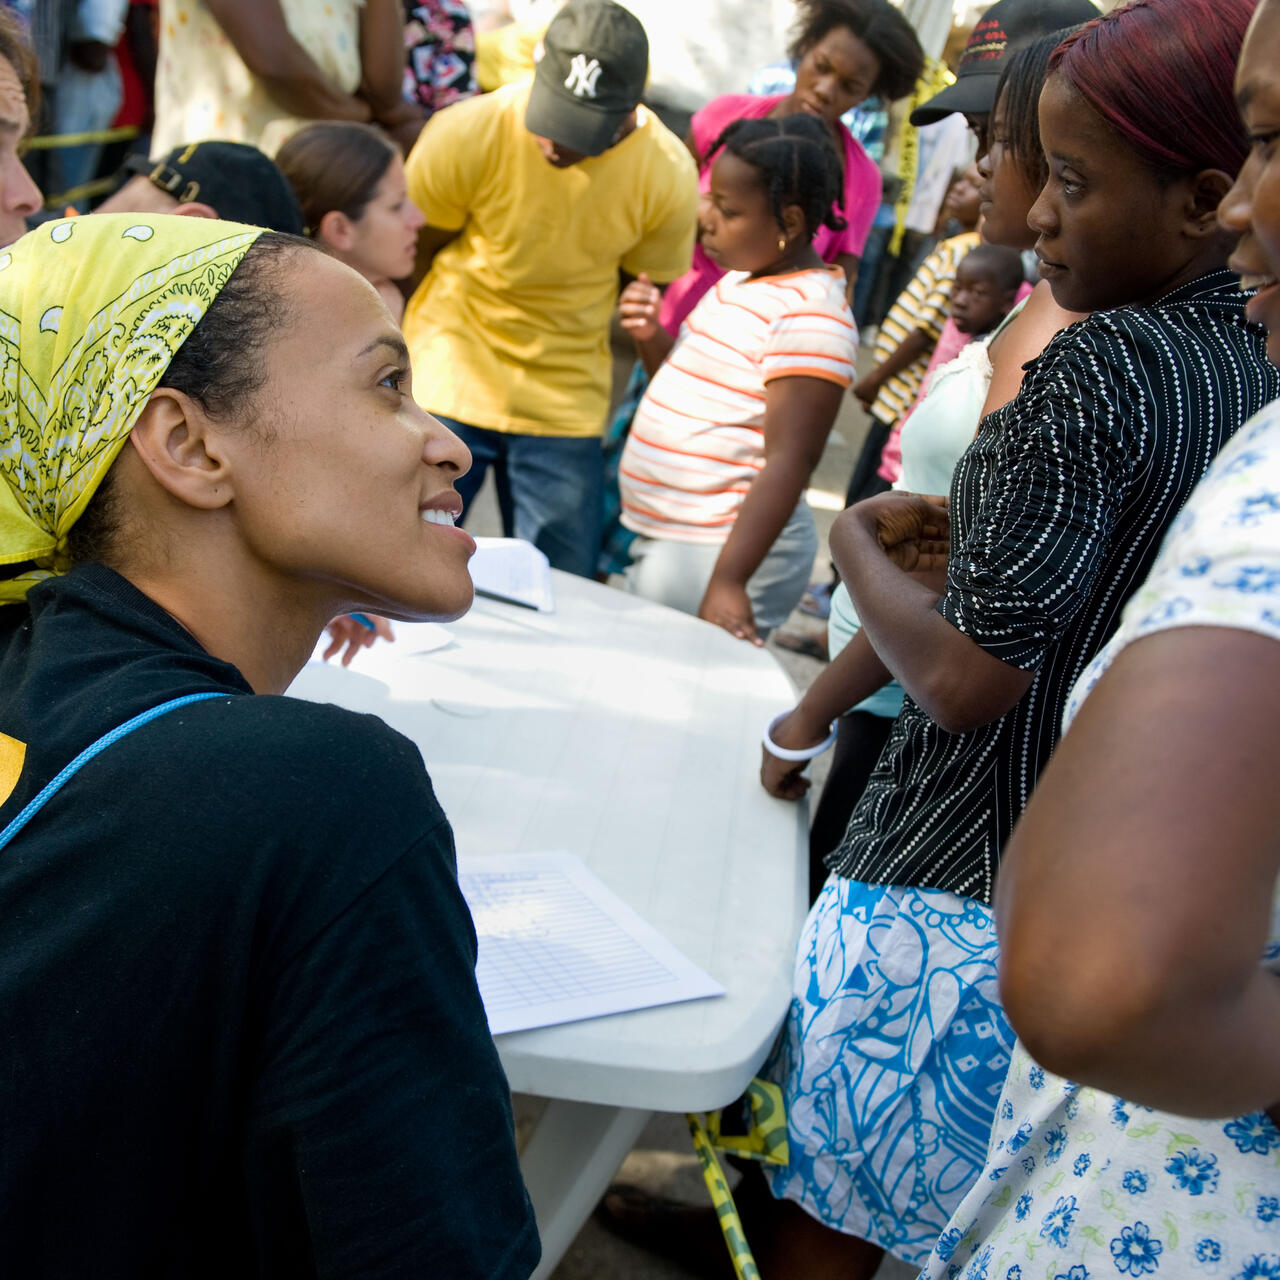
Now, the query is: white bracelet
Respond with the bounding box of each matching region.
[763,711,838,762]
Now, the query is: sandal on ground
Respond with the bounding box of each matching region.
[772,631,829,661]
[596,1183,739,1278]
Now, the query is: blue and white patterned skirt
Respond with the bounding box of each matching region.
[761,876,1016,1266]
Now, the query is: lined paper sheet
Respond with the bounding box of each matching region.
[457,851,725,1035]
[469,537,555,612]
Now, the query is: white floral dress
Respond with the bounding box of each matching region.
[918,400,1280,1280]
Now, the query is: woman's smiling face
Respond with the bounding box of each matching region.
[225,252,476,623]
[1220,0,1280,362]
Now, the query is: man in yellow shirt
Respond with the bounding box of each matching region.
[402,0,698,577]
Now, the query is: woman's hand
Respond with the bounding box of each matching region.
[843,491,950,586]
[699,577,762,645]
[323,613,394,666]
[851,373,880,411]
[760,707,831,799]
[618,272,662,342]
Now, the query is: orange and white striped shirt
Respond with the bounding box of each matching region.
[620,267,856,545]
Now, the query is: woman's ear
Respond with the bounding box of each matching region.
[1183,168,1236,238]
[782,202,807,245]
[127,388,236,512]
[316,209,355,253]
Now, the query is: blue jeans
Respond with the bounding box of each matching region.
[434,416,604,579]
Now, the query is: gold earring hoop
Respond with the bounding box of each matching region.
[778,235,787,251]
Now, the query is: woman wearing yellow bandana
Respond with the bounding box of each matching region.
[0,214,539,1276]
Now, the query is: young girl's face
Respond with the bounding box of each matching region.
[1028,73,1211,314]
[975,90,1042,250]
[1220,0,1280,362]
[337,154,425,284]
[701,152,799,274]
[792,25,880,126]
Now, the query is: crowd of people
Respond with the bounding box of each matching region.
[0,0,1278,1275]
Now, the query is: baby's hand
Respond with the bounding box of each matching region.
[619,272,662,342]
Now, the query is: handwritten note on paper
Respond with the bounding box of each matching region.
[469,537,555,613]
[457,851,725,1035]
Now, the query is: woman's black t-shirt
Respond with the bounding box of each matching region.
[0,564,539,1278]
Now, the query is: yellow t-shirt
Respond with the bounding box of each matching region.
[152,0,363,157]
[402,83,698,438]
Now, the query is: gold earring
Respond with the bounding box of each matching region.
[778,235,787,251]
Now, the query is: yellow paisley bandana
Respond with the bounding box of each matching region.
[0,213,264,603]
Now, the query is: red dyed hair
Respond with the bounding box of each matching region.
[1048,0,1255,177]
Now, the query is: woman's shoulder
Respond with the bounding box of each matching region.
[1026,277,1259,397]
[158,693,440,821]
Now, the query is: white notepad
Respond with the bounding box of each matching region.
[457,851,725,1035]
[468,537,555,613]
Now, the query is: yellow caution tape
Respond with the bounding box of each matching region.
[26,125,140,151]
[684,1078,791,1279]
[891,58,956,257]
[686,1112,762,1280]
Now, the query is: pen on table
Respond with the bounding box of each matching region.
[349,612,376,631]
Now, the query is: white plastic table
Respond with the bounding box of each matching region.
[287,572,808,1277]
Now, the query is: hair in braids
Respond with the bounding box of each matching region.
[704,114,848,240]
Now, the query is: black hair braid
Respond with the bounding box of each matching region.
[705,115,847,240]
[992,29,1083,191]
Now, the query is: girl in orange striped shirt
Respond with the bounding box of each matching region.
[617,115,858,644]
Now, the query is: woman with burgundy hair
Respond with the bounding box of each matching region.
[734,0,1276,1275]
[918,0,1280,1274]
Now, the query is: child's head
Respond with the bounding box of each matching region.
[949,243,1025,335]
[700,115,847,274]
[276,122,424,285]
[944,163,983,231]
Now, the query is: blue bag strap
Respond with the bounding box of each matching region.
[0,691,227,852]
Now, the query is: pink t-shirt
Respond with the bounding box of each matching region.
[657,94,880,336]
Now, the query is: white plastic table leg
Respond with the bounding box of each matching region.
[522,1099,653,1279]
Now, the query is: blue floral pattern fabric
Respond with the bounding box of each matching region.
[919,401,1280,1280]
[761,877,1016,1266]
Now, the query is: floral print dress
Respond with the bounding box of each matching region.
[919,400,1280,1280]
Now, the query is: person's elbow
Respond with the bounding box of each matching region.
[998,930,1174,1084]
[912,663,1031,735]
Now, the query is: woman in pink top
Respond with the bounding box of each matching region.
[658,0,924,334]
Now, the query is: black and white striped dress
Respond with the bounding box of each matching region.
[764,273,1280,1262]
[828,270,1280,904]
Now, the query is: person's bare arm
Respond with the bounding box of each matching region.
[982,280,1085,417]
[205,0,373,121]
[761,629,893,799]
[852,326,931,410]
[996,626,1280,1122]
[358,0,407,114]
[831,492,1033,733]
[699,376,844,645]
[618,273,674,375]
[833,252,859,305]
[359,0,427,150]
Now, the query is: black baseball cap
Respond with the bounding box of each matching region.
[910,0,1101,127]
[122,141,306,235]
[524,0,648,157]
